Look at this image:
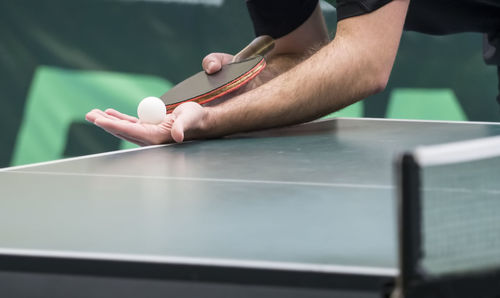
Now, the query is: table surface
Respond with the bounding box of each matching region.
[1,118,500,288]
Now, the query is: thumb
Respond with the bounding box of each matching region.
[202,53,234,74]
[171,102,205,143]
[171,122,185,143]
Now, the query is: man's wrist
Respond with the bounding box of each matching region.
[193,106,219,140]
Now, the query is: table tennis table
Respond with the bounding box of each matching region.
[1,118,500,298]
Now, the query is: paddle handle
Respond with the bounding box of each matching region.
[232,35,275,63]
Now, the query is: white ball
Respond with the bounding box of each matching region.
[137,97,166,124]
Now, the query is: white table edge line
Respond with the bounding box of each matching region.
[3,170,394,190]
[0,144,169,172]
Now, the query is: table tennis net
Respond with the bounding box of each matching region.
[414,136,500,277]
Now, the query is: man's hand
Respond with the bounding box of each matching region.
[84,52,237,146]
[85,102,206,145]
[85,1,334,145]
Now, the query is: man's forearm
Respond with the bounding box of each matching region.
[199,0,410,138]
[203,38,372,136]
[247,49,320,89]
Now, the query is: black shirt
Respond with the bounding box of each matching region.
[246,0,500,64]
[246,0,318,39]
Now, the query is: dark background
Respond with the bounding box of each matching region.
[1,0,498,167]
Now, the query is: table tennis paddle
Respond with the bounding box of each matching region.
[160,35,274,113]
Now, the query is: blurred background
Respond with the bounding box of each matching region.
[1,0,499,168]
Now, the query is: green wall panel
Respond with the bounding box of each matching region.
[12,66,172,165]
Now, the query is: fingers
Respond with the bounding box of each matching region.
[94,117,147,141]
[86,109,138,124]
[85,109,140,144]
[85,109,100,122]
[202,53,234,74]
[86,109,119,123]
[86,107,176,146]
[105,108,139,123]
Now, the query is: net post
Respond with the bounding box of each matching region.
[394,152,422,298]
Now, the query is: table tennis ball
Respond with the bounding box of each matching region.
[137,97,166,124]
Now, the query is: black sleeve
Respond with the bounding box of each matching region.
[336,0,393,21]
[246,0,318,39]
